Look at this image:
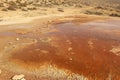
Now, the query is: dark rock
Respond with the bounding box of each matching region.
[0,3,4,7]
[58,8,64,12]
[27,6,37,10]
[21,7,28,11]
[1,8,8,11]
[7,5,16,10]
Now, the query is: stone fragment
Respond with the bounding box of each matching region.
[68,47,72,51]
[1,8,8,11]
[58,8,64,12]
[16,38,20,41]
[12,74,25,80]
[21,7,28,11]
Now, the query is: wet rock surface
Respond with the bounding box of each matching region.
[0,16,120,80]
[5,19,120,80]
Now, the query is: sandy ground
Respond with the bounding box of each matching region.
[0,6,110,25]
[0,7,120,80]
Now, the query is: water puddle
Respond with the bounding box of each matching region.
[9,20,120,79]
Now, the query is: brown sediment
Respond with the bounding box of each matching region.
[7,18,120,80]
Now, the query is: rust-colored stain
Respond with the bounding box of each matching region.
[10,20,120,80]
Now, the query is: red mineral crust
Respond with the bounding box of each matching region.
[10,20,120,80]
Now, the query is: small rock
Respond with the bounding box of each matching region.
[12,74,25,80]
[16,38,20,41]
[69,58,73,61]
[40,50,49,54]
[88,40,94,49]
[8,42,13,45]
[63,4,69,7]
[33,39,38,43]
[75,4,82,7]
[7,5,16,11]
[1,8,8,11]
[27,6,36,10]
[19,1,27,7]
[21,7,28,11]
[40,38,52,43]
[66,40,72,44]
[0,3,4,7]
[0,19,3,22]
[47,20,52,23]
[21,78,26,80]
[58,8,64,12]
[13,45,16,48]
[88,40,93,45]
[68,47,72,51]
